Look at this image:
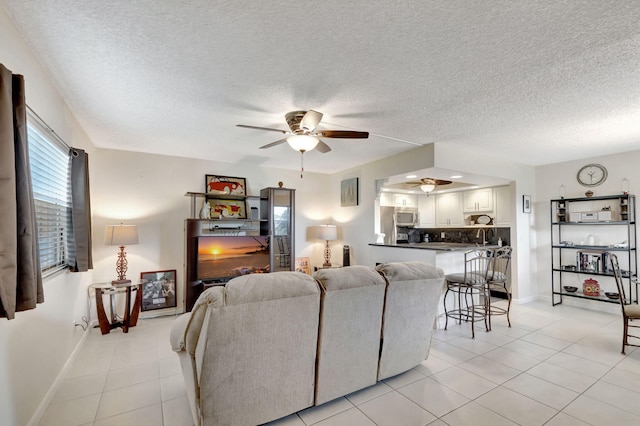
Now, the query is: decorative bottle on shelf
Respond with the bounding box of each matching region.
[498,237,502,247]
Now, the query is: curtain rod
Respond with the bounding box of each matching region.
[26,104,73,152]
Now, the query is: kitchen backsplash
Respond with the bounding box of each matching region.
[412,227,511,246]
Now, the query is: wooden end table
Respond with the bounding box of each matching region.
[92,280,145,335]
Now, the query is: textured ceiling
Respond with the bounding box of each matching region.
[2,1,640,174]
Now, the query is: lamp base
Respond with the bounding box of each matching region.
[323,261,332,267]
[112,279,132,285]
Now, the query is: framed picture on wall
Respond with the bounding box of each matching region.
[140,270,177,311]
[523,195,532,213]
[341,177,359,207]
[205,175,246,196]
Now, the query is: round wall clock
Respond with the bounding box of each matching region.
[576,163,608,187]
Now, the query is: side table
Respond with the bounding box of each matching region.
[92,280,145,335]
[314,264,343,272]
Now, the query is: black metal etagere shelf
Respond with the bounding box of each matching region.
[550,194,637,306]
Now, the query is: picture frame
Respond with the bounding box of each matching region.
[523,195,532,213]
[140,269,177,311]
[205,174,246,196]
[341,177,359,207]
[295,257,311,275]
[207,197,248,219]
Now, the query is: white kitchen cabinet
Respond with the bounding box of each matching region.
[393,193,417,208]
[418,195,435,227]
[435,192,464,226]
[379,192,394,207]
[463,188,493,212]
[493,185,512,226]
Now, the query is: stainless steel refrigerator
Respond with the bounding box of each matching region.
[379,206,396,245]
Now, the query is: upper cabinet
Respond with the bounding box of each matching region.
[493,186,512,226]
[418,195,435,227]
[379,192,394,207]
[463,188,493,212]
[435,192,464,226]
[393,193,417,208]
[380,192,418,207]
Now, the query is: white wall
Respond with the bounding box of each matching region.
[535,150,640,308]
[90,149,334,313]
[0,8,96,425]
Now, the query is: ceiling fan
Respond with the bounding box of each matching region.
[406,178,453,193]
[236,110,369,154]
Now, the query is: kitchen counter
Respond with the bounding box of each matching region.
[369,242,500,251]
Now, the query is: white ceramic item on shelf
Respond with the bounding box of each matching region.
[199,201,211,219]
[587,234,595,246]
[376,233,385,244]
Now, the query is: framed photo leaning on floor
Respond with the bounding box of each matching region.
[140,269,177,311]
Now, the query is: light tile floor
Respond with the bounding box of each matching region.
[38,300,640,426]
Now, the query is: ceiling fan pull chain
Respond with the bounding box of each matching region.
[300,150,305,178]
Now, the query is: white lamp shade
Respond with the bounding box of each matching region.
[105,224,139,246]
[317,224,337,241]
[287,134,319,152]
[420,184,435,193]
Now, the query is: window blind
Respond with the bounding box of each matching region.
[27,123,72,276]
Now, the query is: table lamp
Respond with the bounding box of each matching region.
[105,223,138,284]
[318,224,337,267]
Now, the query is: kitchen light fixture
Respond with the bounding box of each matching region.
[105,223,139,284]
[420,184,436,193]
[318,224,337,267]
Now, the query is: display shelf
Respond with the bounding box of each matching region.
[185,191,262,219]
[552,244,634,250]
[550,194,637,306]
[551,221,634,226]
[551,290,625,304]
[551,268,634,278]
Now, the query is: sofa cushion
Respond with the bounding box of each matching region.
[225,271,319,305]
[196,271,321,425]
[313,265,386,405]
[375,261,445,380]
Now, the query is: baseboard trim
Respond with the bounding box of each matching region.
[27,320,96,426]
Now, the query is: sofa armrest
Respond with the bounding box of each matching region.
[170,313,191,352]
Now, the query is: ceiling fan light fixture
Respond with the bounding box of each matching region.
[420,184,436,193]
[287,134,319,152]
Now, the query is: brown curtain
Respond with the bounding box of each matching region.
[69,148,93,272]
[0,64,43,319]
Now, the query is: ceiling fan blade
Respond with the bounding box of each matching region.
[300,110,323,132]
[316,140,332,153]
[316,130,369,139]
[259,139,287,149]
[237,124,288,134]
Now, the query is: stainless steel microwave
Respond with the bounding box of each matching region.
[394,208,419,227]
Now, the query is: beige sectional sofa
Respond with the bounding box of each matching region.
[170,261,444,426]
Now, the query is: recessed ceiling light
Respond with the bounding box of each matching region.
[382,188,390,191]
[406,174,417,179]
[451,175,463,179]
[470,186,479,189]
[408,190,415,194]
